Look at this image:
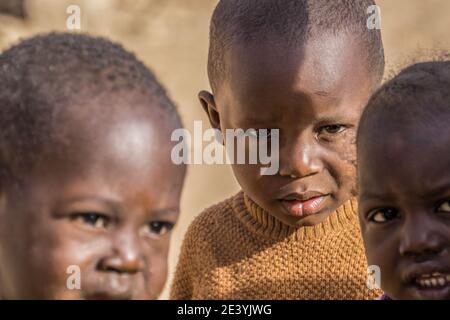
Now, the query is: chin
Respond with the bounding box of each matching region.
[293,212,332,227]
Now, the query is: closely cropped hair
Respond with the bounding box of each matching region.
[358,59,450,144]
[0,32,181,180]
[208,0,385,92]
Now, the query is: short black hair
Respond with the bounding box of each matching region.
[0,32,181,181]
[208,0,385,92]
[357,59,450,145]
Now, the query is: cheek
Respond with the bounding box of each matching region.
[363,227,399,287]
[323,134,357,191]
[30,230,105,299]
[335,130,357,168]
[142,240,170,299]
[363,236,386,267]
[231,163,262,190]
[0,203,91,298]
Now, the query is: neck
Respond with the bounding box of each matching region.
[233,191,358,241]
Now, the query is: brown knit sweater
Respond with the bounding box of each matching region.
[170,191,380,300]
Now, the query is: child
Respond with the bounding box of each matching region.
[0,33,186,299]
[171,0,385,299]
[357,60,450,300]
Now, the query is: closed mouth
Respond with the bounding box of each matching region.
[84,292,133,300]
[82,273,138,300]
[278,192,329,217]
[279,191,326,202]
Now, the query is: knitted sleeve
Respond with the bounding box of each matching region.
[169,215,202,300]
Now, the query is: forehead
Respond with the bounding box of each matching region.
[220,33,372,122]
[25,99,184,199]
[358,123,450,198]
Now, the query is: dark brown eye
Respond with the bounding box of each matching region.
[320,124,347,135]
[368,208,399,223]
[247,129,273,139]
[72,213,110,229]
[437,201,450,213]
[147,221,174,236]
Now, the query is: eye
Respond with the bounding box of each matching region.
[246,129,272,139]
[437,200,450,213]
[368,208,400,224]
[72,213,110,230]
[146,221,174,236]
[319,124,347,135]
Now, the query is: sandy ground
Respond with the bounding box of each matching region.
[0,0,449,299]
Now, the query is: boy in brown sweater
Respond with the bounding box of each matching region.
[171,0,384,299]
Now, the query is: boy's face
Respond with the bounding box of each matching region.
[0,103,185,299]
[201,33,374,227]
[358,123,450,300]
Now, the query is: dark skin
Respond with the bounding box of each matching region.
[200,33,374,227]
[0,98,185,299]
[358,119,450,300]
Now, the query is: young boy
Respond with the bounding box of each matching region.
[357,60,450,300]
[171,0,385,299]
[0,33,186,299]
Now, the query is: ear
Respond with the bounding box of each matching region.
[0,168,9,219]
[0,178,5,220]
[198,90,221,130]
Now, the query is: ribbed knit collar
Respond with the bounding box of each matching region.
[232,191,359,241]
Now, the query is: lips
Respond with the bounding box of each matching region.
[84,292,132,300]
[403,265,450,299]
[415,272,450,288]
[82,273,138,300]
[278,191,329,217]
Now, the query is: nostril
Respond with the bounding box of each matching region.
[98,256,142,274]
[103,265,139,275]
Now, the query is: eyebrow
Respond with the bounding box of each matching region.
[54,195,123,214]
[422,181,450,198]
[240,112,282,125]
[314,90,331,97]
[54,196,180,220]
[315,114,357,125]
[358,191,395,202]
[313,90,342,104]
[147,208,180,221]
[360,181,450,202]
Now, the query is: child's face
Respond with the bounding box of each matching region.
[358,124,450,300]
[0,104,185,299]
[201,33,373,227]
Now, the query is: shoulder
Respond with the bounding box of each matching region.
[181,192,243,250]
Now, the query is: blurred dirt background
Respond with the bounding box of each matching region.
[0,0,449,299]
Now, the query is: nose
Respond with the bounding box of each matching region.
[399,213,444,259]
[98,229,144,274]
[278,135,322,178]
